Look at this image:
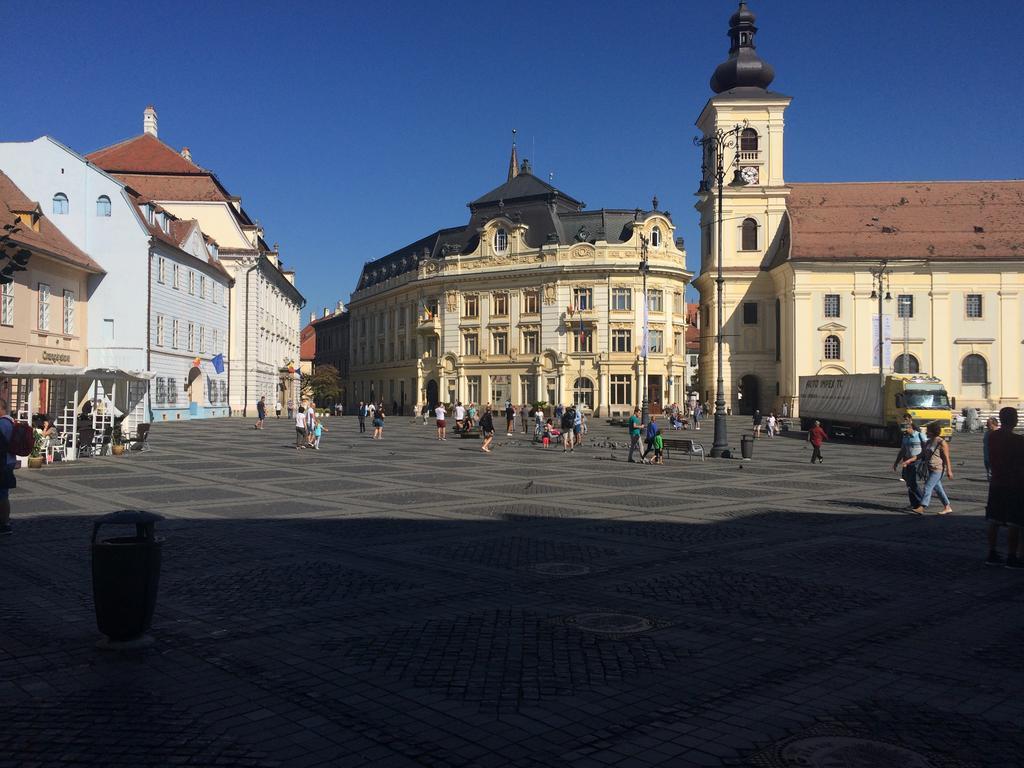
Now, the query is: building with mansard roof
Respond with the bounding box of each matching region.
[346,151,692,416]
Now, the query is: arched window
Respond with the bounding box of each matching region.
[962,354,987,384]
[573,377,594,409]
[894,353,920,374]
[52,193,69,215]
[740,128,759,152]
[493,227,509,253]
[96,195,111,217]
[650,225,662,248]
[741,218,758,250]
[824,335,841,360]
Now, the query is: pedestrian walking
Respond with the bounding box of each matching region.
[752,409,763,438]
[275,400,282,419]
[358,401,367,433]
[641,415,661,463]
[807,420,827,464]
[909,422,953,515]
[255,396,267,429]
[372,407,385,440]
[435,402,447,440]
[692,403,702,430]
[312,418,327,449]
[521,405,529,434]
[893,419,924,510]
[305,402,318,447]
[983,415,999,481]
[542,420,553,448]
[505,402,515,436]
[0,398,18,535]
[294,403,308,449]
[627,407,643,463]
[653,431,664,464]
[985,407,1024,567]
[560,406,574,452]
[573,406,583,446]
[766,412,777,438]
[534,407,545,442]
[454,402,466,433]
[480,406,495,452]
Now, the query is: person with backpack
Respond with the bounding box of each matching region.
[560,406,575,452]
[641,415,661,464]
[479,404,495,453]
[908,422,954,516]
[255,396,267,430]
[0,398,30,535]
[893,418,924,509]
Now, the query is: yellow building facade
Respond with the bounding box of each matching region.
[347,158,691,416]
[695,2,1024,415]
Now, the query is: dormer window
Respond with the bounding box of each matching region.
[52,193,69,215]
[145,205,154,224]
[651,225,662,248]
[96,195,111,217]
[493,227,509,253]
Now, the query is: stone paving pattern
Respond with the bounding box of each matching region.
[0,416,1021,767]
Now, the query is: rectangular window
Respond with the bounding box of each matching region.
[388,340,395,361]
[154,377,166,405]
[649,329,664,353]
[166,377,177,405]
[824,294,840,318]
[173,264,180,289]
[647,289,663,312]
[463,294,479,318]
[63,290,75,335]
[573,287,593,311]
[743,302,759,325]
[157,257,166,284]
[610,374,633,405]
[399,339,407,359]
[1,282,13,326]
[467,376,481,403]
[493,292,508,316]
[673,293,684,314]
[188,271,195,295]
[522,330,539,354]
[674,331,683,355]
[200,275,206,299]
[611,287,632,311]
[155,315,164,346]
[212,328,218,353]
[37,283,50,330]
[966,293,983,318]
[573,329,593,353]
[492,331,507,355]
[523,291,539,314]
[612,328,632,352]
[187,322,195,351]
[897,294,914,319]
[172,319,179,349]
[199,326,206,354]
[464,332,478,355]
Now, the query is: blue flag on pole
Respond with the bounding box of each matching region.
[211,353,225,374]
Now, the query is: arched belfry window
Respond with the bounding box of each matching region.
[494,227,509,253]
[52,193,69,215]
[824,335,841,360]
[741,218,758,251]
[650,225,661,248]
[962,354,987,385]
[740,128,759,152]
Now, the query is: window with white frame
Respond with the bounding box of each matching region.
[824,334,841,360]
[649,329,664,353]
[493,227,509,253]
[62,290,75,334]
[651,226,662,248]
[610,374,632,405]
[464,332,478,355]
[611,287,632,311]
[157,257,166,284]
[612,328,632,352]
[467,376,481,403]
[212,328,218,353]
[492,331,507,355]
[188,271,195,295]
[647,290,664,312]
[522,330,538,354]
[200,275,206,299]
[166,378,177,405]
[187,322,195,351]
[824,294,841,318]
[156,315,164,346]
[172,319,179,349]
[897,294,914,318]
[37,283,50,330]
[1,282,13,326]
[154,377,166,405]
[572,287,593,311]
[966,294,983,318]
[523,290,539,314]
[96,195,111,217]
[573,328,593,353]
[52,193,68,215]
[173,264,180,289]
[199,326,206,353]
[492,292,508,316]
[463,294,479,318]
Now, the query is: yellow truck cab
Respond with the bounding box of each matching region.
[886,375,953,441]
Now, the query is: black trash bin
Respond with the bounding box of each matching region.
[740,434,754,460]
[91,510,164,643]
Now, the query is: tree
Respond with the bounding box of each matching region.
[306,365,341,405]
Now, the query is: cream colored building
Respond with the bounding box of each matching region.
[347,157,691,416]
[695,2,1024,415]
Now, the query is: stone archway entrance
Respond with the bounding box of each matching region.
[426,379,439,409]
[739,374,759,416]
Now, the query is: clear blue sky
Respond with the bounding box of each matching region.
[7,1,1023,317]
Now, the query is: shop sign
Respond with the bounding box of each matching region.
[41,351,72,365]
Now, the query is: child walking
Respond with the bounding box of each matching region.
[313,419,327,450]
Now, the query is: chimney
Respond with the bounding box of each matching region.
[143,105,158,137]
[323,307,330,318]
[181,147,192,162]
[309,312,316,325]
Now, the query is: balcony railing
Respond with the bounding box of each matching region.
[738,149,760,162]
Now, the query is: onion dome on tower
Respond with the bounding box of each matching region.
[710,1,776,93]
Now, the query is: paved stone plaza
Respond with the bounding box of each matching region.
[1,416,1021,767]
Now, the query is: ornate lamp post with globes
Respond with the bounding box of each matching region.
[634,209,650,425]
[694,123,748,458]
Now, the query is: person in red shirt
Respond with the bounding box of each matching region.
[985,407,1024,568]
[807,420,827,464]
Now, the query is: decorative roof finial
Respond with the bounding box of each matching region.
[710,1,776,93]
[507,128,519,181]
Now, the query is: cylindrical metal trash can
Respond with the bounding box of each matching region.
[740,434,754,460]
[91,510,164,642]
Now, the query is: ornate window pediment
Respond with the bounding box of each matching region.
[817,322,846,332]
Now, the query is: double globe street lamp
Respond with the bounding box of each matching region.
[694,123,748,458]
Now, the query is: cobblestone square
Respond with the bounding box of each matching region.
[1,416,1021,767]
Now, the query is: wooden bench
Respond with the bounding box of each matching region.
[458,428,482,439]
[661,437,705,461]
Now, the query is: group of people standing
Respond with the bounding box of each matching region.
[292,399,327,449]
[356,401,386,439]
[626,408,664,464]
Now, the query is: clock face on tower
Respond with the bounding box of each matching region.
[741,166,760,185]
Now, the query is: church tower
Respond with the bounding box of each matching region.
[694,1,791,415]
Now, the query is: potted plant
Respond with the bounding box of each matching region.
[27,430,44,469]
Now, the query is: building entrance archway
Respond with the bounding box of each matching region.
[426,379,439,409]
[739,374,759,415]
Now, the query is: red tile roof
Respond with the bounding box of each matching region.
[300,323,316,361]
[0,172,103,273]
[87,133,205,175]
[115,173,234,204]
[785,181,1024,262]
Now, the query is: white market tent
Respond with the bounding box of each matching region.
[0,363,151,461]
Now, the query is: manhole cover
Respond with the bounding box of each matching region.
[568,613,653,636]
[779,737,935,767]
[531,562,591,576]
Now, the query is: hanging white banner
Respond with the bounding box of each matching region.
[872,314,893,368]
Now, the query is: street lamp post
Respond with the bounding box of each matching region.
[694,124,747,458]
[634,216,651,425]
[870,261,892,389]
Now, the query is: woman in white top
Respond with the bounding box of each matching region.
[435,403,447,440]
